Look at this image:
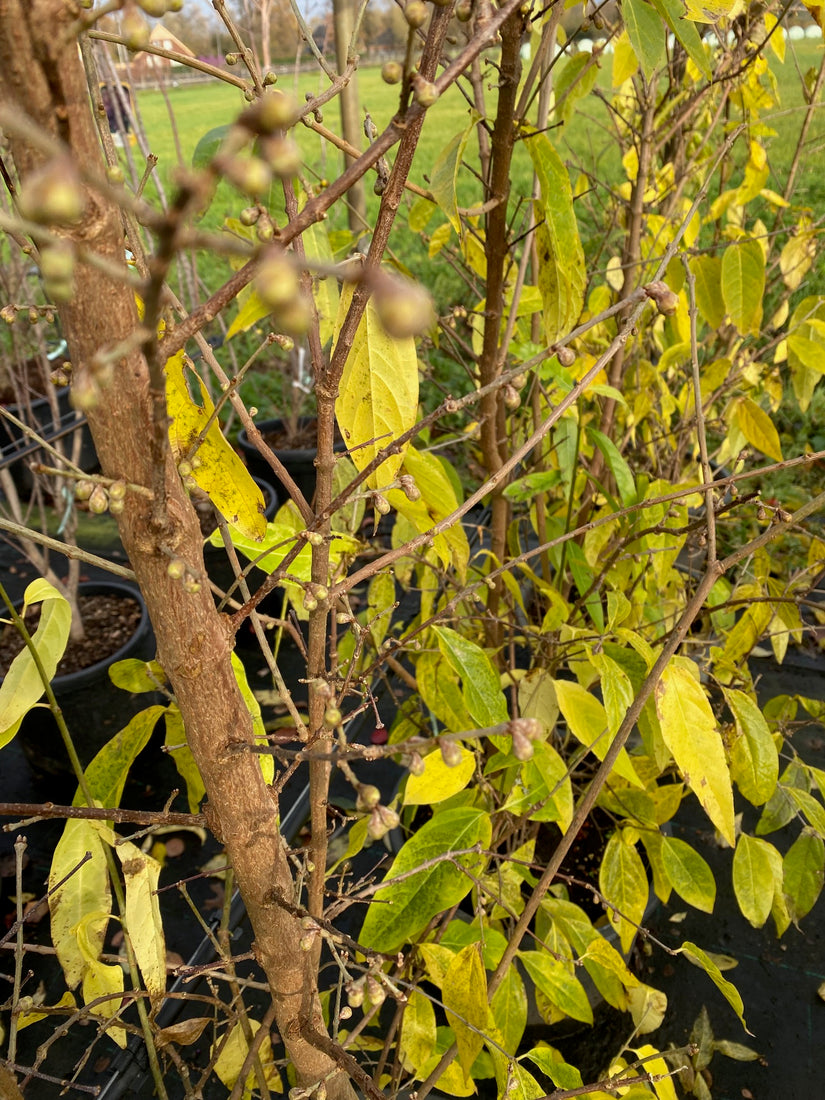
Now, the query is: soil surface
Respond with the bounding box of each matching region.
[262,420,317,450]
[0,592,141,677]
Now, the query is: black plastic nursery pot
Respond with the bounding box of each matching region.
[13,580,159,780]
[237,416,345,507]
[0,357,97,497]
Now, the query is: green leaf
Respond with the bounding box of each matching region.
[726,689,779,806]
[0,580,71,748]
[756,760,809,835]
[49,820,111,990]
[443,944,490,1079]
[732,833,779,928]
[655,663,735,845]
[713,1039,760,1061]
[359,807,492,952]
[680,941,750,1033]
[734,397,782,462]
[192,124,230,170]
[501,740,573,829]
[490,965,527,1056]
[519,950,593,1024]
[555,53,599,127]
[225,287,272,341]
[522,1046,583,1091]
[649,0,711,77]
[399,989,437,1074]
[166,351,266,540]
[525,130,586,343]
[660,836,716,913]
[783,829,824,923]
[387,446,469,578]
[434,626,509,727]
[108,658,166,693]
[333,283,418,489]
[598,831,649,954]
[404,746,476,806]
[554,679,643,788]
[721,238,765,337]
[429,113,478,234]
[417,650,474,733]
[75,706,165,810]
[623,0,666,79]
[689,256,725,328]
[587,427,637,507]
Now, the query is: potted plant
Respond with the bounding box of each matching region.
[1,2,825,1098]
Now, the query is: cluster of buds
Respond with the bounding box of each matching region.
[135,0,183,16]
[303,582,329,613]
[508,717,543,762]
[644,280,680,317]
[1,304,56,326]
[398,473,421,502]
[75,478,127,517]
[345,972,387,1010]
[355,782,400,840]
[299,915,321,953]
[166,557,202,594]
[254,249,312,336]
[50,361,72,388]
[39,244,75,303]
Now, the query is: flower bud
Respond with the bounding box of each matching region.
[365,975,386,1005]
[324,705,342,727]
[398,474,420,502]
[108,480,127,501]
[511,728,534,761]
[503,384,520,409]
[356,784,381,812]
[407,751,426,776]
[0,305,16,325]
[255,253,300,311]
[262,136,302,178]
[556,346,576,367]
[167,558,186,579]
[644,280,680,316]
[382,61,403,85]
[219,155,272,197]
[256,90,298,131]
[19,159,84,226]
[374,276,436,339]
[88,485,109,514]
[121,8,150,49]
[303,593,318,612]
[225,52,240,65]
[372,493,392,516]
[346,979,365,1008]
[75,479,95,501]
[183,575,202,594]
[439,737,463,767]
[455,0,473,20]
[138,0,169,15]
[306,531,324,546]
[240,206,260,226]
[413,80,439,108]
[108,497,125,515]
[405,1,429,27]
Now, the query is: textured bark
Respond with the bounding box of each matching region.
[0,4,353,1096]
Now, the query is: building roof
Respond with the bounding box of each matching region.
[145,22,196,59]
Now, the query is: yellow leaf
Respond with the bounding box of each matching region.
[404,746,475,806]
[232,652,272,785]
[115,838,166,1011]
[213,1020,283,1096]
[655,664,735,845]
[399,990,437,1075]
[165,352,266,540]
[554,679,643,788]
[734,397,782,462]
[76,911,126,1048]
[333,283,419,489]
[443,944,491,1080]
[225,286,271,340]
[49,821,111,990]
[0,580,71,748]
[16,990,76,1030]
[612,30,639,86]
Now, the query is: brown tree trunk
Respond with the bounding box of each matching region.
[0,4,353,1096]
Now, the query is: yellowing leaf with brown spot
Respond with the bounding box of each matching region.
[655,664,735,845]
[334,283,418,490]
[166,351,266,541]
[115,838,166,1011]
